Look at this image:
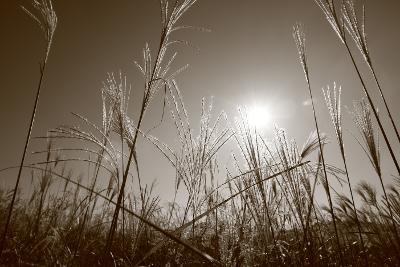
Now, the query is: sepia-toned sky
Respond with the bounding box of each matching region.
[1,0,400,202]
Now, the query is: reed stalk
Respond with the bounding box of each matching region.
[293,23,344,266]
[0,0,57,256]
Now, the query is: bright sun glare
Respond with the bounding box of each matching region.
[247,105,271,129]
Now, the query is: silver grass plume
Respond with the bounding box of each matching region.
[101,72,137,148]
[22,0,57,57]
[351,100,381,176]
[314,0,345,43]
[342,0,370,65]
[133,0,198,116]
[356,181,378,207]
[301,131,328,159]
[323,83,343,155]
[149,81,232,214]
[293,23,309,83]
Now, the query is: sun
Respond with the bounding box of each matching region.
[246,105,271,129]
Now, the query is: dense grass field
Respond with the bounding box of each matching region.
[1,0,400,266]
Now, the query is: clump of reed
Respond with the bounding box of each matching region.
[1,0,400,266]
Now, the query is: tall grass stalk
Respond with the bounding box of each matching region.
[323,84,368,265]
[0,0,57,256]
[293,23,344,266]
[104,0,199,255]
[302,150,320,263]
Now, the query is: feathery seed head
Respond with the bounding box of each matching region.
[356,181,377,206]
[293,23,309,82]
[314,0,346,43]
[352,99,381,176]
[323,83,344,153]
[22,0,57,51]
[342,0,370,65]
[301,130,328,159]
[101,72,136,147]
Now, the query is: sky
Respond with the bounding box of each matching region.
[1,0,400,203]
